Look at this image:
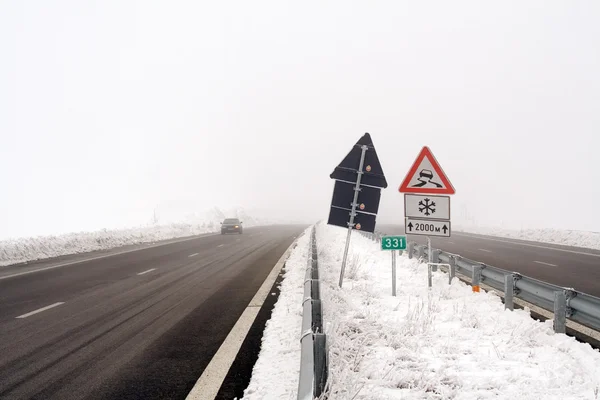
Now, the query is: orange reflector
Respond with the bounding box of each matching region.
[472,286,480,293]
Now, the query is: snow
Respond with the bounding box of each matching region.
[456,225,600,251]
[0,207,271,267]
[242,227,311,400]
[244,222,600,399]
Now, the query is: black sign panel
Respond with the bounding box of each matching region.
[329,132,387,189]
[327,207,377,233]
[330,180,381,215]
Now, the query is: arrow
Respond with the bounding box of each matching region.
[407,222,414,232]
[442,224,448,234]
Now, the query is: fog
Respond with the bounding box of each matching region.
[1,1,599,239]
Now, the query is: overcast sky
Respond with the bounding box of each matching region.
[1,1,599,239]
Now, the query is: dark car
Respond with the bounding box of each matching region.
[221,218,243,234]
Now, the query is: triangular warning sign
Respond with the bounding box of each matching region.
[399,146,455,194]
[330,132,388,188]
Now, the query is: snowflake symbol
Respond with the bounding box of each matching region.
[418,198,436,216]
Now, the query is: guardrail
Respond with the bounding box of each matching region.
[399,240,600,334]
[298,227,328,400]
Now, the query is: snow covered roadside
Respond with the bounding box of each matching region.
[0,223,215,267]
[241,227,311,400]
[313,223,600,400]
[0,206,276,267]
[456,225,600,251]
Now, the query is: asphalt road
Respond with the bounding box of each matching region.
[379,225,600,298]
[0,225,305,400]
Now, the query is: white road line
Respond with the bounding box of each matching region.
[186,239,296,400]
[454,232,600,258]
[217,244,224,248]
[16,302,64,319]
[448,241,455,244]
[137,268,157,275]
[478,248,492,253]
[534,261,558,267]
[188,253,199,258]
[0,233,220,281]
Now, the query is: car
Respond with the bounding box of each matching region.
[220,218,243,234]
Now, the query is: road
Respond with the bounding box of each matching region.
[379,225,600,298]
[0,225,305,400]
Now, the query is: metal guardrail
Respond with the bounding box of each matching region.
[298,227,328,400]
[398,240,600,334]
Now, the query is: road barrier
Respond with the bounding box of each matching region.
[297,227,328,400]
[401,238,600,335]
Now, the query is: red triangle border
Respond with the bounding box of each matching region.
[398,146,455,194]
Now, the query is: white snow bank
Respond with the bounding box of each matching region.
[245,222,600,400]
[242,228,310,400]
[0,206,273,267]
[457,225,600,251]
[316,223,600,399]
[0,223,213,267]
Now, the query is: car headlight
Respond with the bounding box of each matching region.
[234,225,239,228]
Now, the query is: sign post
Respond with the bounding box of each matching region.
[328,133,388,288]
[381,235,406,296]
[399,146,455,289]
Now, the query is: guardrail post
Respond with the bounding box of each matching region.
[314,333,328,397]
[504,274,514,311]
[417,245,424,259]
[431,249,440,271]
[407,242,414,259]
[312,299,323,333]
[448,255,456,284]
[553,291,567,334]
[472,265,482,293]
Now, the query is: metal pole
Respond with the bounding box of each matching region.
[427,236,433,288]
[427,236,432,265]
[504,274,514,311]
[392,250,397,296]
[554,291,567,334]
[339,144,369,288]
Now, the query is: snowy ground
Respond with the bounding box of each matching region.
[244,223,600,400]
[456,225,600,251]
[242,227,310,400]
[0,207,271,267]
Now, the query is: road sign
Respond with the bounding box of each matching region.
[331,180,381,215]
[399,146,455,194]
[381,236,407,250]
[328,133,388,287]
[404,194,450,220]
[330,133,388,189]
[405,218,451,237]
[328,206,377,233]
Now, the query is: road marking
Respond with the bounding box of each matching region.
[16,302,64,319]
[188,253,199,258]
[137,268,157,275]
[217,244,224,248]
[454,232,600,258]
[534,261,557,267]
[0,233,220,281]
[186,238,297,400]
[448,241,455,244]
[478,248,492,253]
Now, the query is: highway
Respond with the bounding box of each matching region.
[379,225,600,298]
[0,225,305,400]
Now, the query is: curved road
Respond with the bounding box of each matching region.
[0,225,305,400]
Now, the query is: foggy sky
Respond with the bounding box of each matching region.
[1,1,599,239]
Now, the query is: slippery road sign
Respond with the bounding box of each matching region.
[399,146,455,194]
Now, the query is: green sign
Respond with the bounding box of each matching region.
[381,235,407,250]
